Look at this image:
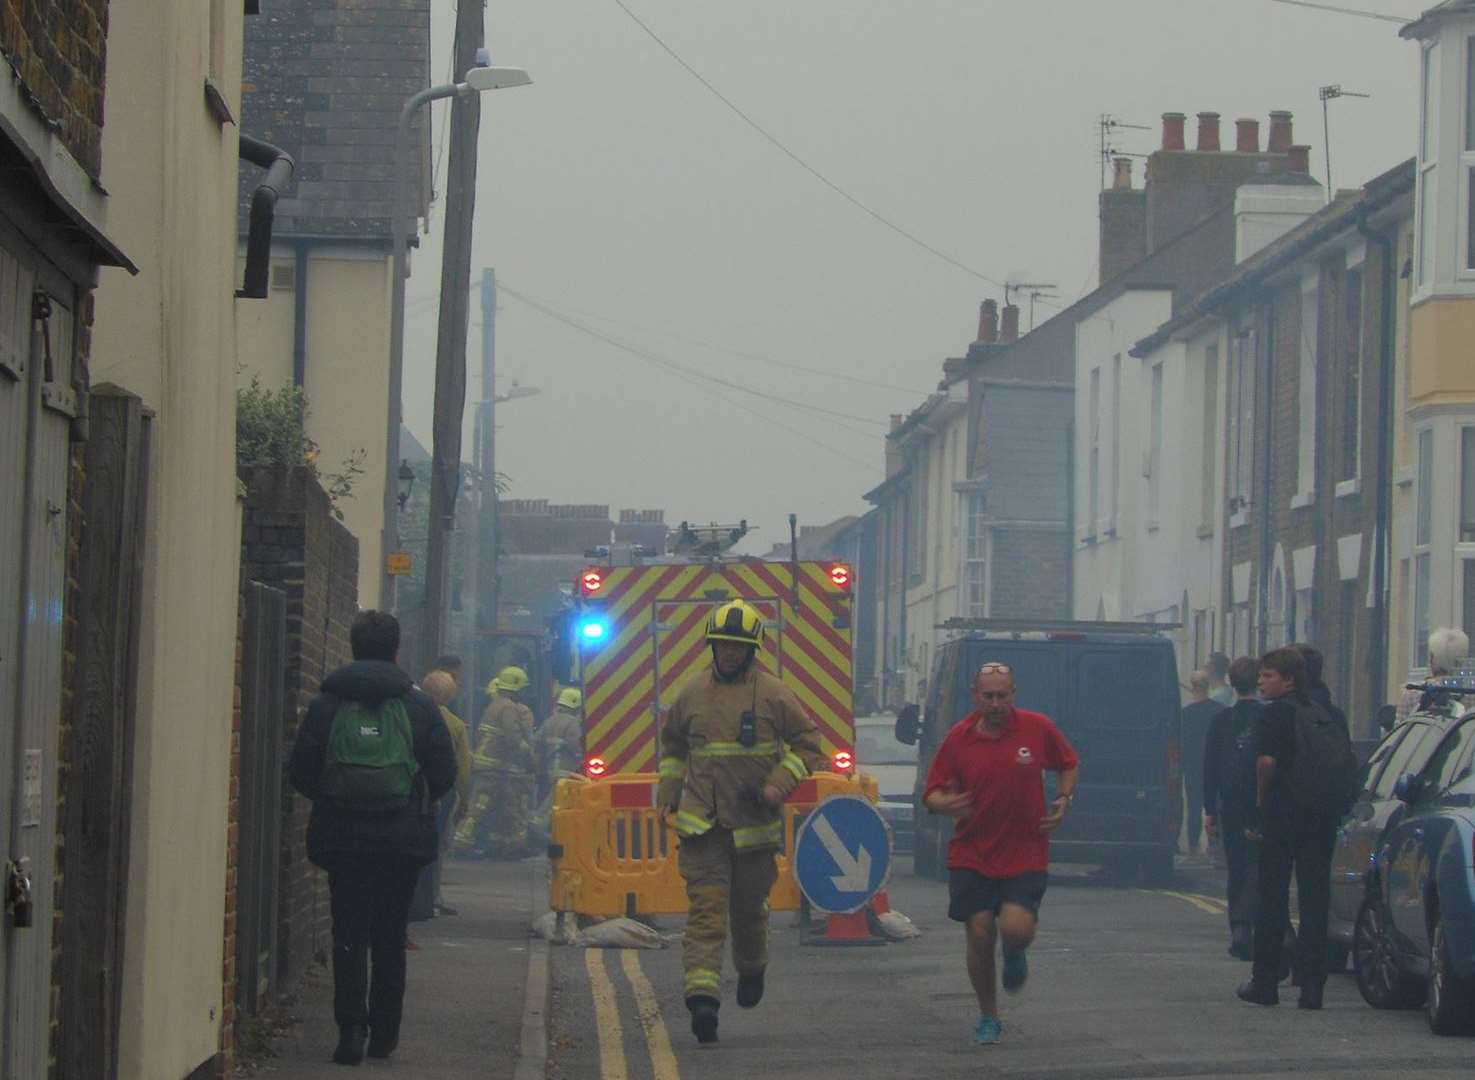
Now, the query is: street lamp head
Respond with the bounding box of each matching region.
[397,459,416,511]
[461,66,532,94]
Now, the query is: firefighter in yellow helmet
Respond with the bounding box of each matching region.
[656,600,824,1044]
[454,666,536,857]
[538,687,585,798]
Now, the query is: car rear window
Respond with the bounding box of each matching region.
[1422,717,1475,793]
[1373,722,1447,798]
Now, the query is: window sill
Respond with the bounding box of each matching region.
[1396,467,1415,488]
[1197,523,1214,540]
[1291,490,1315,510]
[1230,509,1250,530]
[1335,478,1362,499]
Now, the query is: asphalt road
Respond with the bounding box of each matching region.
[546,858,1473,1080]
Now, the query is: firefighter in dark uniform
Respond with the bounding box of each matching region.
[656,600,825,1044]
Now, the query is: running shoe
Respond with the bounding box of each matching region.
[973,1016,1003,1045]
[1002,949,1029,993]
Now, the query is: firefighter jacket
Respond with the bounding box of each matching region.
[439,704,473,811]
[657,663,825,852]
[539,707,585,780]
[473,694,536,778]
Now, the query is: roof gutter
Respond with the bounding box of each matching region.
[237,134,295,299]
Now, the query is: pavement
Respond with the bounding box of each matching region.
[244,855,547,1078]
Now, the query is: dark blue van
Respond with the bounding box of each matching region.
[909,620,1183,884]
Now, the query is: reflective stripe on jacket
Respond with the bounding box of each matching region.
[656,663,825,851]
[473,695,536,778]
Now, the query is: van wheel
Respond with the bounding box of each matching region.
[1427,915,1475,1035]
[1354,896,1425,1009]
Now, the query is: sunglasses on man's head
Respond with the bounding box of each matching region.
[976,662,1012,675]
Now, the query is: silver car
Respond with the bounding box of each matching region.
[855,715,918,855]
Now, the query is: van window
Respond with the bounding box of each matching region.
[1074,649,1170,731]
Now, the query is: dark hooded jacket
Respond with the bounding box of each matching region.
[290,659,457,868]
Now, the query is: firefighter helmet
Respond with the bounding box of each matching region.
[706,600,764,651]
[557,687,583,711]
[488,666,530,694]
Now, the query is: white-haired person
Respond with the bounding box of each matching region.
[1396,627,1471,725]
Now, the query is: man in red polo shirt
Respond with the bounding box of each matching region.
[923,662,1079,1046]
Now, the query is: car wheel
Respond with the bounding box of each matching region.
[1354,896,1425,1009]
[1326,942,1350,973]
[1427,915,1475,1035]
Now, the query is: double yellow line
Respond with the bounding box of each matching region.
[1149,889,1230,916]
[586,950,681,1080]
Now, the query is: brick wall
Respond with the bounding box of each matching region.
[214,602,245,1078]
[0,0,109,176]
[238,465,359,992]
[991,525,1071,618]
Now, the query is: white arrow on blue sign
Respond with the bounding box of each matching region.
[792,794,892,914]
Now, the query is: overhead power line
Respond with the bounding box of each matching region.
[497,280,928,396]
[1266,0,1408,23]
[501,286,879,469]
[499,284,890,432]
[608,0,1008,290]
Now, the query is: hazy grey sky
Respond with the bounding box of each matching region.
[402,0,1425,554]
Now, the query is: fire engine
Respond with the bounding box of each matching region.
[567,522,856,779]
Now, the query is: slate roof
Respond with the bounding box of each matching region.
[1403,1,1475,38]
[237,0,432,240]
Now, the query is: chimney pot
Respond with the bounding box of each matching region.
[1267,110,1294,153]
[1111,156,1133,190]
[1196,111,1221,152]
[1235,117,1260,153]
[1161,111,1186,151]
[977,299,998,343]
[1287,144,1312,175]
[1000,303,1021,344]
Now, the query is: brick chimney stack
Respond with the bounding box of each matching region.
[1287,144,1312,174]
[1267,110,1294,153]
[1161,112,1186,151]
[976,299,998,343]
[1196,112,1221,152]
[1235,118,1260,153]
[1000,303,1021,343]
[1112,156,1133,190]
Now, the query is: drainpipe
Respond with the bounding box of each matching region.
[292,242,308,388]
[879,499,892,708]
[1065,418,1075,617]
[900,478,911,702]
[1359,213,1396,716]
[237,134,295,300]
[1257,303,1277,652]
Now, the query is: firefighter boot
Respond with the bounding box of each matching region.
[736,970,765,1008]
[333,1025,368,1066]
[687,996,720,1044]
[1298,976,1325,1010]
[1236,979,1279,1006]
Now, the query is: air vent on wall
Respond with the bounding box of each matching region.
[271,263,296,291]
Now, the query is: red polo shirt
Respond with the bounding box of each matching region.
[923,707,1079,878]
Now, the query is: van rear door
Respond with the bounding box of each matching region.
[1065,645,1180,845]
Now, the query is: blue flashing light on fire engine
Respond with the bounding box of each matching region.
[578,615,609,645]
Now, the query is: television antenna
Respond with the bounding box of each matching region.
[1319,84,1371,196]
[1099,114,1152,190]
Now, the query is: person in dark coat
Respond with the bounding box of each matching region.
[1293,644,1348,735]
[290,610,457,1066]
[1203,656,1263,959]
[1181,670,1220,855]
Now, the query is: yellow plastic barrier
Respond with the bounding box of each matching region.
[548,770,879,918]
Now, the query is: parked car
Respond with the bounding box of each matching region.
[854,714,918,855]
[1353,704,1475,1035]
[906,621,1182,884]
[1330,712,1464,969]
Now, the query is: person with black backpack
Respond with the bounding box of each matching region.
[1236,647,1358,1011]
[290,610,457,1066]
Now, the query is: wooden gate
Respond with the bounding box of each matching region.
[58,389,151,1080]
[237,583,286,1016]
[0,227,81,1077]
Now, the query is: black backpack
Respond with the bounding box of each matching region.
[1287,700,1359,818]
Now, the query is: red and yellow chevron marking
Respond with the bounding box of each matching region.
[579,562,854,774]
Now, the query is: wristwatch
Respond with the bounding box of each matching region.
[1057,792,1074,805]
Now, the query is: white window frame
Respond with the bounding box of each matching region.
[1463,36,1475,279]
[1147,361,1164,528]
[1108,353,1122,532]
[1088,366,1101,533]
[1293,273,1318,506]
[1417,40,1440,295]
[1341,264,1365,484]
[964,493,989,619]
[1200,342,1219,533]
[1414,426,1435,667]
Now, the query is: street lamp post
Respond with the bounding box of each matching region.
[380,65,531,610]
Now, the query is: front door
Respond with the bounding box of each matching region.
[0,233,77,1079]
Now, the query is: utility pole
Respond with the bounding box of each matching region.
[475,268,498,698]
[419,0,486,674]
[1319,84,1371,199]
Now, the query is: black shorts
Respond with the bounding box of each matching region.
[947,869,1049,923]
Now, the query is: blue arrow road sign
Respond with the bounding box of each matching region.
[793,794,892,914]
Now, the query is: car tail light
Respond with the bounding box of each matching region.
[833,750,854,773]
[579,568,604,597]
[585,756,608,778]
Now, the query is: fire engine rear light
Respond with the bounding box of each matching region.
[578,616,608,642]
[580,568,605,597]
[585,756,608,778]
[828,563,853,591]
[833,750,854,773]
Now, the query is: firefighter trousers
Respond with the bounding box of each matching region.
[676,827,778,1001]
